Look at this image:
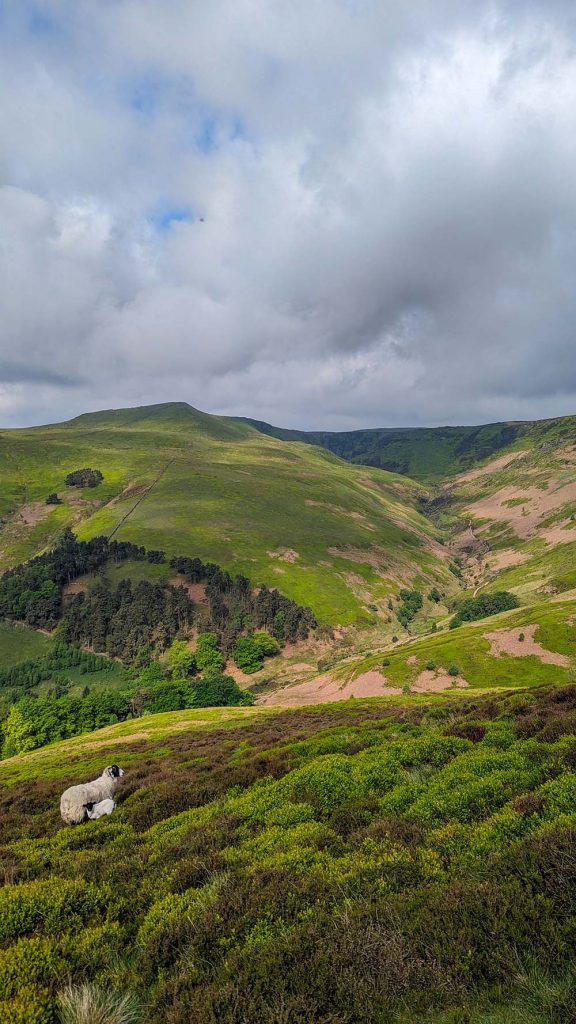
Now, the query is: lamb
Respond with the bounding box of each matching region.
[86,798,116,819]
[60,765,125,825]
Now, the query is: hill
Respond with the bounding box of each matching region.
[2,684,576,1022]
[239,412,576,482]
[0,402,456,625]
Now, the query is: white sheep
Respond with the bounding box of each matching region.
[60,765,125,825]
[86,798,116,819]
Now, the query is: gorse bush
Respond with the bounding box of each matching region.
[2,687,576,1022]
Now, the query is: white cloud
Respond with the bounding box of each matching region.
[1,0,576,427]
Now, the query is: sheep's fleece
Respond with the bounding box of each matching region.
[60,765,124,825]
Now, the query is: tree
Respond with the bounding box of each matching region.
[65,468,103,488]
[192,673,254,708]
[167,639,195,680]
[195,633,226,675]
[233,632,278,673]
[1,705,37,757]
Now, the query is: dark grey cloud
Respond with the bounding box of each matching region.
[1,0,576,428]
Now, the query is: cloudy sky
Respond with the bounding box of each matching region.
[2,0,576,429]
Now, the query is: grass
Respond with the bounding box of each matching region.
[0,621,50,667]
[0,402,456,625]
[341,598,576,691]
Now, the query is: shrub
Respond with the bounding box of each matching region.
[448,664,460,677]
[425,661,437,671]
[233,632,280,674]
[397,590,423,628]
[193,674,254,708]
[64,468,103,488]
[0,986,54,1024]
[0,936,63,1000]
[382,657,391,667]
[45,493,61,505]
[449,591,520,629]
[146,550,165,564]
[0,877,111,941]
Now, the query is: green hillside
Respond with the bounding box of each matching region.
[3,685,576,1022]
[0,403,456,625]
[239,412,576,482]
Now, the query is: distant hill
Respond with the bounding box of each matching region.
[0,402,455,625]
[237,414,576,481]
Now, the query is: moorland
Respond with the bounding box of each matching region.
[0,402,575,1022]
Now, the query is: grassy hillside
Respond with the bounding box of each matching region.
[2,685,576,1022]
[240,412,576,482]
[0,403,456,625]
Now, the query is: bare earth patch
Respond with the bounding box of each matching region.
[406,655,418,665]
[487,549,530,571]
[456,452,523,484]
[257,670,401,706]
[268,547,299,563]
[169,579,209,604]
[413,670,469,692]
[466,480,576,540]
[484,623,569,666]
[17,502,50,527]
[63,580,88,597]
[109,482,151,504]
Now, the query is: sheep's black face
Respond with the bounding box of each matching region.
[107,765,125,778]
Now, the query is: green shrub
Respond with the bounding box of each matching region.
[279,755,365,813]
[0,878,112,941]
[0,986,54,1024]
[425,660,437,671]
[193,673,254,707]
[449,591,520,629]
[233,632,280,674]
[448,664,460,677]
[0,936,63,1000]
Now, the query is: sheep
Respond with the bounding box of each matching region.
[60,765,125,825]
[86,798,116,819]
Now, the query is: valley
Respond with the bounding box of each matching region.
[0,402,574,714]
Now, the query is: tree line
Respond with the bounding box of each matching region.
[0,530,315,660]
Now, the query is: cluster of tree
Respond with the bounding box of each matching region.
[65,468,103,488]
[0,531,145,629]
[396,589,424,628]
[170,556,316,648]
[1,690,131,756]
[0,531,315,675]
[449,591,520,629]
[0,643,114,705]
[0,643,253,755]
[63,579,193,662]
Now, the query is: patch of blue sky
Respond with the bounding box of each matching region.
[149,204,194,234]
[195,112,253,152]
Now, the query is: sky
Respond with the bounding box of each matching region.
[2,0,576,430]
